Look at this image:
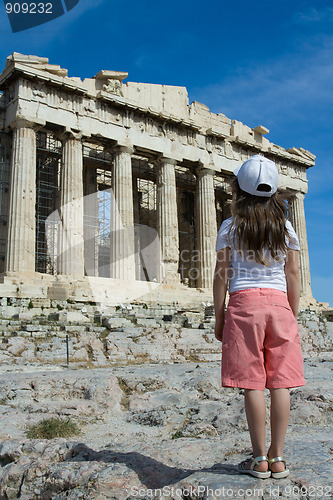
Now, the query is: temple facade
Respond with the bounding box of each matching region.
[0,53,315,306]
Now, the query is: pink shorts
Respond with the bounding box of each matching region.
[222,288,305,390]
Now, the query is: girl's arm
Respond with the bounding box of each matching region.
[213,247,230,341]
[284,249,300,318]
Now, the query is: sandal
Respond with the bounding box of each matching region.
[268,457,290,479]
[238,455,271,479]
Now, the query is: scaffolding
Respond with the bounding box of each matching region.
[83,143,113,278]
[34,136,218,285]
[97,168,112,278]
[83,143,112,167]
[35,131,61,274]
[132,157,157,281]
[83,152,160,281]
[175,165,197,287]
[132,157,156,228]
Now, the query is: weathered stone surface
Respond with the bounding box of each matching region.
[102,317,135,329]
[0,357,332,499]
[0,309,331,497]
[0,310,331,369]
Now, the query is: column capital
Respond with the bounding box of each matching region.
[294,191,305,201]
[114,143,134,155]
[289,190,306,203]
[197,165,215,177]
[9,116,44,132]
[57,129,84,142]
[157,155,178,166]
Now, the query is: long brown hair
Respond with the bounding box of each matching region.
[230,177,290,265]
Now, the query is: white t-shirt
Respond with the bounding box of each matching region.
[215,217,300,293]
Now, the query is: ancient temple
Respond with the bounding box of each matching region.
[0,53,315,307]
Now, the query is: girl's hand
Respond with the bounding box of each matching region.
[214,326,223,342]
[214,315,225,342]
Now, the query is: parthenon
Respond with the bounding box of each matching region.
[0,53,315,307]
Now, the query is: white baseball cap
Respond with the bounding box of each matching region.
[233,155,279,197]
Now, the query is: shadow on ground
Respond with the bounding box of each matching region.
[67,443,238,489]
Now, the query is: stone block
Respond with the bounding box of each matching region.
[56,331,70,339]
[93,312,102,324]
[22,325,49,332]
[48,313,60,321]
[18,313,34,321]
[102,317,134,330]
[65,325,86,333]
[30,298,51,308]
[134,318,161,327]
[13,331,32,338]
[59,312,68,322]
[47,285,69,301]
[66,312,91,323]
[18,285,48,299]
[0,285,20,298]
[87,326,107,334]
[31,331,48,338]
[0,306,20,318]
[51,300,68,309]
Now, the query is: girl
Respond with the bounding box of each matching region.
[213,155,305,479]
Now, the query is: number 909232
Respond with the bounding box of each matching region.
[5,3,53,14]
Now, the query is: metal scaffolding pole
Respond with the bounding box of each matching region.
[35,131,61,274]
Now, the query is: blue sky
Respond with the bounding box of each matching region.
[0,0,332,306]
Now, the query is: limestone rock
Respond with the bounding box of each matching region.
[0,309,332,497]
[6,338,32,356]
[72,347,89,362]
[0,358,332,498]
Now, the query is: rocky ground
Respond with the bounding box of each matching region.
[0,309,332,499]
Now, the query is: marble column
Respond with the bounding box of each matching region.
[196,167,217,288]
[6,120,37,273]
[132,176,142,280]
[58,133,85,276]
[83,167,99,277]
[110,145,136,280]
[156,157,180,283]
[289,192,312,298]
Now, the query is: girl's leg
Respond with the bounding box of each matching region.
[243,389,268,471]
[268,388,290,473]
